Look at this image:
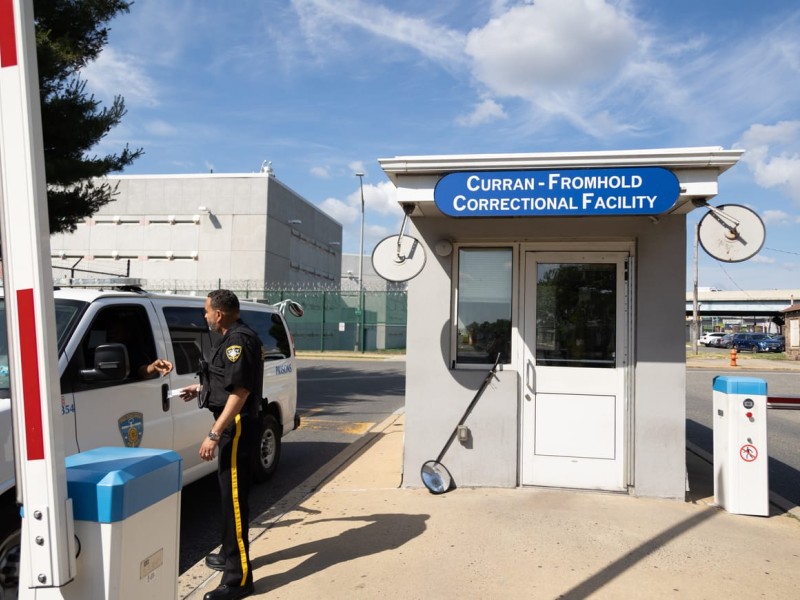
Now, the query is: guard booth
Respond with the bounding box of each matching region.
[379,147,743,499]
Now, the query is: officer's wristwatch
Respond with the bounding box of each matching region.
[208,431,220,442]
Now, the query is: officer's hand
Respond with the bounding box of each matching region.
[200,437,217,461]
[180,384,200,402]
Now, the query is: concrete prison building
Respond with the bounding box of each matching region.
[50,172,342,291]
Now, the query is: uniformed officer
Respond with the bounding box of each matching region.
[181,289,262,600]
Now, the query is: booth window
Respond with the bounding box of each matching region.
[456,247,512,365]
[535,263,616,368]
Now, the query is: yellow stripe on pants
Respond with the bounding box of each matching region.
[230,414,248,586]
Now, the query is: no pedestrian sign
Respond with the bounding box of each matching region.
[740,444,758,462]
[434,167,680,217]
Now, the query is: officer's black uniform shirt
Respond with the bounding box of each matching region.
[206,320,263,417]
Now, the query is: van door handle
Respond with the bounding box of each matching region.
[161,383,170,412]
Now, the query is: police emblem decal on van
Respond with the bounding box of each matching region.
[226,345,242,362]
[118,412,144,447]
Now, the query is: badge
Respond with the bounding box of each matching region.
[118,412,144,448]
[226,345,243,363]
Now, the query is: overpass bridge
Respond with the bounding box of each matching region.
[685,289,800,317]
[685,289,800,333]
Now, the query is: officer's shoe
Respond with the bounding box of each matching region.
[203,582,254,600]
[204,553,225,571]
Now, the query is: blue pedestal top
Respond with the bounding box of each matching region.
[712,375,767,396]
[65,447,182,523]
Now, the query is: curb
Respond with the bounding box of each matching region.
[296,352,406,362]
[179,410,405,599]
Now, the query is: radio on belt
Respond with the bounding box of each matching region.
[712,376,768,516]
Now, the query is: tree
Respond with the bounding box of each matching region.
[34,0,142,234]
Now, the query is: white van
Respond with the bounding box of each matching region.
[0,282,300,596]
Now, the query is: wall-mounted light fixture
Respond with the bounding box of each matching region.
[434,240,453,257]
[288,219,302,225]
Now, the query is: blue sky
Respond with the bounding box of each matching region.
[82,0,800,291]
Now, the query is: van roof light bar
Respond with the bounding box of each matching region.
[54,277,146,292]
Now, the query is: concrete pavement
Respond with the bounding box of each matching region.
[182,407,800,599]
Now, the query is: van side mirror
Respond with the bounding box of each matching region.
[80,343,130,382]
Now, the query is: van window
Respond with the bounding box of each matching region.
[162,307,215,375]
[74,304,158,389]
[242,310,291,358]
[0,298,87,398]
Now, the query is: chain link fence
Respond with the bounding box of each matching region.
[142,282,407,352]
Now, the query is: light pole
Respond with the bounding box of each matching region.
[355,172,365,352]
[692,220,699,355]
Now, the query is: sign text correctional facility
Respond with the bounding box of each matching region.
[434,167,680,217]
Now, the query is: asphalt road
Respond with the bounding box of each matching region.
[687,368,800,508]
[177,357,406,573]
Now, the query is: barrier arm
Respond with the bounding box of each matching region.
[767,396,800,410]
[0,0,77,595]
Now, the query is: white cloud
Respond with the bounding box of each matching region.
[750,254,776,264]
[319,197,358,225]
[457,98,507,126]
[144,120,179,137]
[349,161,367,177]
[465,0,637,94]
[291,0,466,70]
[737,121,800,204]
[311,166,331,179]
[82,47,158,108]
[761,209,791,224]
[349,180,402,217]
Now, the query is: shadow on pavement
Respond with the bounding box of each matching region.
[559,509,719,599]
[252,513,429,593]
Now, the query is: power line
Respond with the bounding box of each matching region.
[763,246,800,256]
[716,262,751,297]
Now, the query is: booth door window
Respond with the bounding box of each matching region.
[521,251,628,491]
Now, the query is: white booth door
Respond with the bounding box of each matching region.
[521,252,628,491]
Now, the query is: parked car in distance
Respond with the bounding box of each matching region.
[726,332,783,352]
[699,332,726,346]
[712,333,734,348]
[764,334,786,352]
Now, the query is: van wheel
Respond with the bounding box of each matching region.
[252,413,281,484]
[0,496,20,600]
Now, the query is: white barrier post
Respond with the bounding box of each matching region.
[0,0,77,595]
[712,376,769,517]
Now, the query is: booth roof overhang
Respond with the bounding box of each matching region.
[378,146,744,217]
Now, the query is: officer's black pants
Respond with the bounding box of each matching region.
[217,412,257,587]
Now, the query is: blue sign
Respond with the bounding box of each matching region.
[434,167,680,217]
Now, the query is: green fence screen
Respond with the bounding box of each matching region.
[245,290,407,352]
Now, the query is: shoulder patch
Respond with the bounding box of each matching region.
[225,345,243,363]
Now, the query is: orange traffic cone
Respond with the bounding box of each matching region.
[730,348,737,367]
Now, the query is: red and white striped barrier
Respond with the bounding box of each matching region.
[767,396,800,410]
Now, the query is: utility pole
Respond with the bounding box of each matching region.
[355,172,365,352]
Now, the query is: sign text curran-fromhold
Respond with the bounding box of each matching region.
[434,167,680,217]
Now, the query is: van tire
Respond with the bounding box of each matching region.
[252,413,281,483]
[0,495,20,599]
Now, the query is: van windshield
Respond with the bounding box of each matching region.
[0,298,87,398]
